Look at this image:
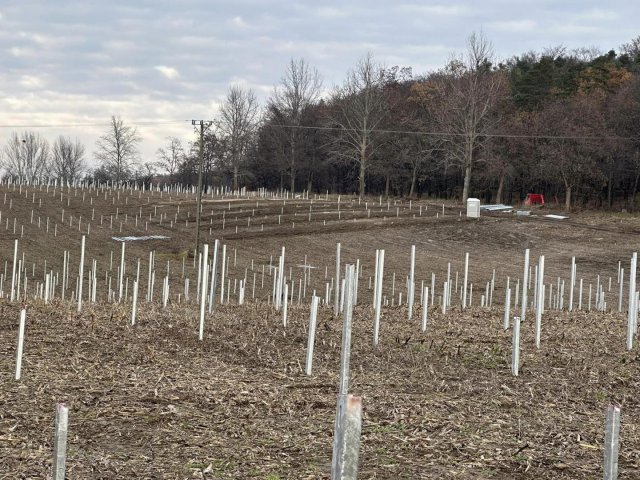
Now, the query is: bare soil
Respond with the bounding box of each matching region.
[2,185,640,478]
[1,299,640,479]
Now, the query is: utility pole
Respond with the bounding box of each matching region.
[191,120,212,261]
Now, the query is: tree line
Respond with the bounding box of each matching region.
[252,33,640,209]
[2,32,639,209]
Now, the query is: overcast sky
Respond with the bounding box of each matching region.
[0,1,638,170]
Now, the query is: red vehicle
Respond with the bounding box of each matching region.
[524,193,545,205]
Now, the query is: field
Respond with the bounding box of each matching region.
[1,182,640,479]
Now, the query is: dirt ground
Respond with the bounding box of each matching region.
[2,185,640,478]
[1,298,640,479]
[1,184,638,306]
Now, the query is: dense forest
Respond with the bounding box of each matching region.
[3,33,640,209]
[244,33,640,209]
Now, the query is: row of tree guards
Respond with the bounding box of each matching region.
[1,188,461,247]
[2,178,636,337]
[5,232,640,339]
[0,176,484,275]
[14,246,638,479]
[1,177,636,478]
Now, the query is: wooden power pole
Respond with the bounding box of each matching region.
[191,120,212,261]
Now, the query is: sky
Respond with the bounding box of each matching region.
[0,0,638,171]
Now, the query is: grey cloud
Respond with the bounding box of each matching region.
[0,0,638,163]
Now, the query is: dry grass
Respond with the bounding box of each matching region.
[2,184,640,478]
[1,298,640,479]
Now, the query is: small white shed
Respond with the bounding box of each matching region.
[467,198,480,218]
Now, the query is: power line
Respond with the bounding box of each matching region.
[0,120,190,129]
[0,118,634,141]
[264,123,636,142]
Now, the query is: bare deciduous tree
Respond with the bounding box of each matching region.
[269,58,322,193]
[536,95,608,210]
[94,116,141,183]
[132,161,157,187]
[52,136,85,184]
[2,131,50,183]
[425,32,507,202]
[217,86,260,190]
[621,35,640,59]
[571,46,603,62]
[156,136,184,178]
[328,52,388,197]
